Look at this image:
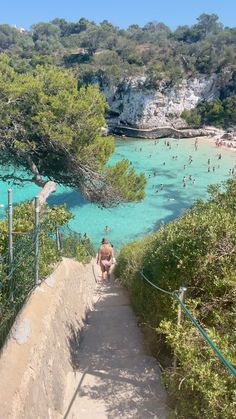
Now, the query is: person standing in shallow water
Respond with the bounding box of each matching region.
[97,238,113,281]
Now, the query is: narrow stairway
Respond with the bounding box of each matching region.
[63,274,167,419]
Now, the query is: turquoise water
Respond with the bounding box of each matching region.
[0,138,235,249]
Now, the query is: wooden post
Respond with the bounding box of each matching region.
[174,286,187,369]
[8,188,13,267]
[56,227,61,252]
[8,189,14,300]
[34,197,40,285]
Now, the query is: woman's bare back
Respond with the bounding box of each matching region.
[99,244,113,260]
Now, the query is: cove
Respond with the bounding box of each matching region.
[0,137,235,249]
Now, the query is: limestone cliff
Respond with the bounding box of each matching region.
[103,75,219,136]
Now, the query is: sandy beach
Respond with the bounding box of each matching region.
[199,135,236,154]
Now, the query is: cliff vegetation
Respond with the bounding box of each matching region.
[1,14,236,127]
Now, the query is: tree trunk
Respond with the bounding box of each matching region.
[36,181,57,206]
[26,158,57,206]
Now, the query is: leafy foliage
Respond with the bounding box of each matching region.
[0,55,145,205]
[181,95,236,128]
[0,202,94,348]
[107,159,146,201]
[1,14,236,127]
[59,228,96,263]
[115,179,236,418]
[0,14,235,85]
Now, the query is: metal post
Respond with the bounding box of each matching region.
[56,227,61,251]
[8,188,13,267]
[34,197,40,285]
[174,286,187,369]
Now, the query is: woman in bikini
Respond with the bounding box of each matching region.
[97,237,113,280]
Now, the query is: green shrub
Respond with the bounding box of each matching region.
[61,231,95,263]
[115,179,236,418]
[181,95,236,128]
[0,201,95,348]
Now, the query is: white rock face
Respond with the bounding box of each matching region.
[104,75,219,129]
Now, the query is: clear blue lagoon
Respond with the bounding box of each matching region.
[0,138,235,249]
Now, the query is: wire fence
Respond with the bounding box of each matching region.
[139,270,236,378]
[0,199,96,349]
[59,225,96,260]
[0,225,39,348]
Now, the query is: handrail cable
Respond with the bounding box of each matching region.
[140,269,236,377]
[173,291,236,377]
[140,270,175,296]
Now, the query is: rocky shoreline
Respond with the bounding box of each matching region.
[109,124,220,139]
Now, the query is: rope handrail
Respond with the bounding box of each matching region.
[139,270,236,377]
[140,269,175,296]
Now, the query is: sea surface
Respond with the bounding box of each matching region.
[0,137,235,249]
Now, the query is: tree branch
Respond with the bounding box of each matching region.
[0,174,35,183]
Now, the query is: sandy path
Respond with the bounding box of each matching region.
[63,274,167,419]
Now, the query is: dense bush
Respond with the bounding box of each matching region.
[60,229,96,263]
[115,179,236,418]
[1,14,236,88]
[182,95,236,128]
[1,14,236,126]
